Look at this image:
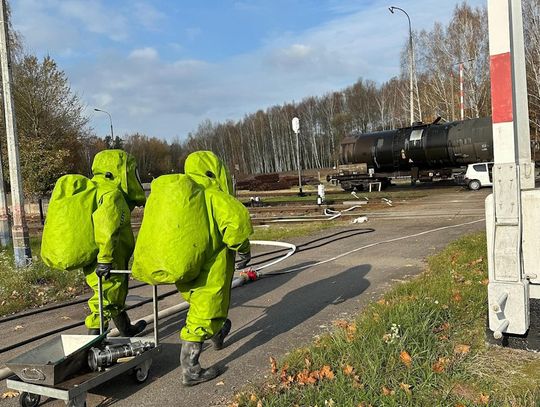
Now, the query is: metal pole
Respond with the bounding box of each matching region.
[0,0,31,266]
[94,108,114,140]
[389,6,414,125]
[450,71,455,121]
[295,130,303,195]
[459,63,464,120]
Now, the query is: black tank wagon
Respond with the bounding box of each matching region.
[330,117,494,191]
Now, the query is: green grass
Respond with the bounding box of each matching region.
[0,238,86,316]
[231,233,540,407]
[251,220,349,242]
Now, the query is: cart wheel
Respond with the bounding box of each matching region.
[19,392,41,407]
[133,366,149,383]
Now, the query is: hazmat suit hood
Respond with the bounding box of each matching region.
[184,151,233,195]
[92,149,146,207]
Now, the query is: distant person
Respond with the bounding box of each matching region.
[179,151,252,386]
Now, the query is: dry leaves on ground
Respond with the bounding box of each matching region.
[454,344,471,355]
[1,391,19,399]
[400,350,413,368]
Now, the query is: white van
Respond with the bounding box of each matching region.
[463,162,493,190]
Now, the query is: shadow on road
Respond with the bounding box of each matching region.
[218,263,371,369]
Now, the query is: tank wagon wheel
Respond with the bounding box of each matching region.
[19,392,41,407]
[468,179,481,191]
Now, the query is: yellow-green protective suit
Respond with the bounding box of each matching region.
[178,151,253,342]
[83,150,146,330]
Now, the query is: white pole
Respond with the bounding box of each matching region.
[0,0,31,266]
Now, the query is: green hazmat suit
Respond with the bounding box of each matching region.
[83,150,146,330]
[177,151,253,342]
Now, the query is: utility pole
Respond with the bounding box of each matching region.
[291,117,304,196]
[0,0,31,266]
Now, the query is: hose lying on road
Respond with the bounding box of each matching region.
[0,240,296,381]
[263,205,365,223]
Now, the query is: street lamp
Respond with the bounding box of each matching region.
[94,108,114,140]
[389,6,415,125]
[291,117,304,196]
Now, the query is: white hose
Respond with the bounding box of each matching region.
[264,205,364,223]
[0,240,297,381]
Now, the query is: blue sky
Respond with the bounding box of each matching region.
[11,0,486,141]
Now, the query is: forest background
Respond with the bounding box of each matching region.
[2,1,540,198]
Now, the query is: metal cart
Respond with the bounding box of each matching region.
[6,272,161,407]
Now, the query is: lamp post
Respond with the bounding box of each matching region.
[389,6,415,125]
[94,108,114,141]
[291,117,304,196]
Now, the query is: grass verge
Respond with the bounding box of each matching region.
[251,220,350,242]
[231,233,540,407]
[0,238,85,316]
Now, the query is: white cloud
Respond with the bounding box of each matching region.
[129,47,159,60]
[13,0,487,140]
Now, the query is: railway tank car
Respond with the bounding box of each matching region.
[340,117,493,172]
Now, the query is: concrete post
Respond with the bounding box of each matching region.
[0,0,31,266]
[486,0,535,341]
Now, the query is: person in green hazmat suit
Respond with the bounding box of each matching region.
[177,151,253,386]
[85,149,148,336]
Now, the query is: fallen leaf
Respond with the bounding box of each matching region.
[381,386,394,396]
[452,292,463,302]
[400,350,413,368]
[279,363,289,383]
[481,279,489,285]
[61,316,71,320]
[320,365,335,380]
[382,333,392,343]
[432,357,450,373]
[14,325,24,331]
[343,364,354,376]
[216,381,225,386]
[249,394,258,402]
[455,404,466,407]
[304,357,312,369]
[433,322,450,333]
[469,258,483,266]
[377,299,388,306]
[400,382,412,395]
[257,401,263,407]
[478,393,490,404]
[333,319,349,328]
[1,390,19,399]
[269,356,277,374]
[454,344,471,355]
[297,369,317,385]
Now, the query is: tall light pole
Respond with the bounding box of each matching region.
[0,0,31,266]
[94,108,114,141]
[291,117,303,196]
[389,6,415,125]
[453,59,474,121]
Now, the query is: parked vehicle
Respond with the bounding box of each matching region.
[455,162,494,190]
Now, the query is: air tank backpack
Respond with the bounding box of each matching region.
[132,174,210,285]
[41,174,99,270]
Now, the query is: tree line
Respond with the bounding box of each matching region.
[1,1,539,199]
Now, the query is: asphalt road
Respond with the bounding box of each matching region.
[0,187,489,407]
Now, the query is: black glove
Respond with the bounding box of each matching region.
[235,251,251,270]
[96,263,112,280]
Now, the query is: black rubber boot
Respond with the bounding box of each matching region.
[180,341,219,386]
[113,311,147,337]
[211,319,231,350]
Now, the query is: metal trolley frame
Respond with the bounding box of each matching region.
[6,272,161,407]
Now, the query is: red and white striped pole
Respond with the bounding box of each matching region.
[486,0,535,339]
[459,63,464,120]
